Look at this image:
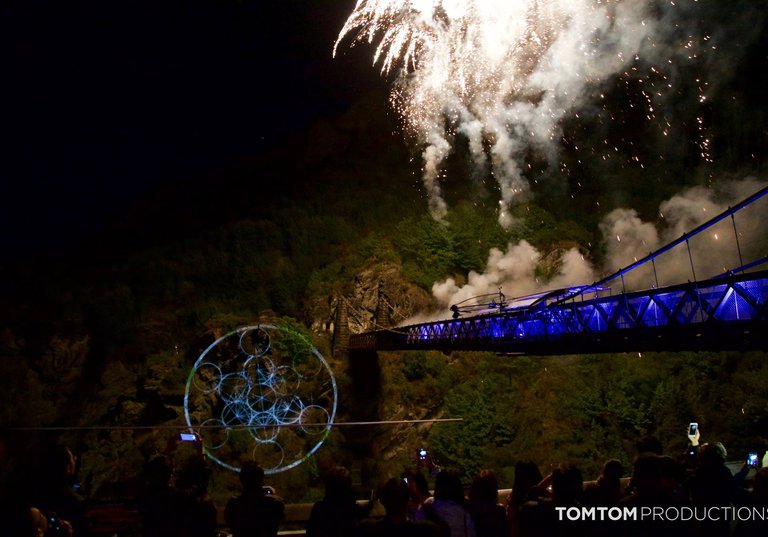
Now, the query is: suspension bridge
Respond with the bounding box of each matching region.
[349,186,768,356]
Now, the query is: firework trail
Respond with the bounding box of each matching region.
[335,0,660,227]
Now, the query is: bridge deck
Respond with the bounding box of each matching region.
[349,271,768,355]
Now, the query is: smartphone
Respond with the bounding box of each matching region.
[418,448,428,460]
[747,452,759,468]
[179,432,197,442]
[48,514,62,532]
[688,422,698,437]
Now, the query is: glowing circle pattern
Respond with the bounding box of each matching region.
[184,324,337,473]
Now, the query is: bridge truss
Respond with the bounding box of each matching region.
[350,271,768,354]
[350,186,768,355]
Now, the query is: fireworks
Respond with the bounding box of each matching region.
[335,0,711,227]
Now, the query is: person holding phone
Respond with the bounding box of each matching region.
[683,422,701,466]
[688,441,734,537]
[687,422,700,446]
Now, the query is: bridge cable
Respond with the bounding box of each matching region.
[553,184,768,307]
[731,213,744,270]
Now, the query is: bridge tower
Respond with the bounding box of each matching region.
[332,296,350,358]
[373,281,391,329]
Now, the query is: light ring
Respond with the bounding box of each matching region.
[184,324,337,474]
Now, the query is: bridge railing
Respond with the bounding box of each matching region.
[350,270,768,354]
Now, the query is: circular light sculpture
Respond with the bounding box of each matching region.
[184,324,337,473]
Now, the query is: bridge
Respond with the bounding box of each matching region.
[349,186,768,355]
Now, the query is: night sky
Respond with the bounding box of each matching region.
[2,1,767,261]
[1,0,383,258]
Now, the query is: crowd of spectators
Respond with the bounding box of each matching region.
[2,427,768,537]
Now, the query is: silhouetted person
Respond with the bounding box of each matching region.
[417,469,476,537]
[584,459,625,506]
[6,504,41,537]
[403,470,432,522]
[1,430,57,537]
[656,455,687,505]
[687,442,734,537]
[225,461,284,537]
[175,458,217,537]
[735,467,768,537]
[307,466,369,537]
[618,454,687,537]
[136,455,181,537]
[580,459,626,537]
[506,461,541,537]
[519,464,584,537]
[35,445,85,537]
[355,478,441,537]
[468,470,510,537]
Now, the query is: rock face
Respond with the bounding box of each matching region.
[313,261,432,357]
[346,262,432,334]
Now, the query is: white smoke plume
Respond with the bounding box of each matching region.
[422,179,767,320]
[602,178,768,289]
[336,0,664,227]
[431,240,595,311]
[598,207,660,289]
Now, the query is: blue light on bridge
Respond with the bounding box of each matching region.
[395,272,768,352]
[352,186,768,354]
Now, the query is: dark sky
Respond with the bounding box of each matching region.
[1,0,376,258]
[2,1,767,261]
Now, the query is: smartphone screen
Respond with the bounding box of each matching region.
[748,453,759,467]
[688,423,698,437]
[179,433,197,442]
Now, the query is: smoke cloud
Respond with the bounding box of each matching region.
[602,178,768,288]
[431,240,594,311]
[426,179,767,317]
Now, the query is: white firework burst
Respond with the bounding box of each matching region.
[335,0,657,227]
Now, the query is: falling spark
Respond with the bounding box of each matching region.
[335,0,659,227]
